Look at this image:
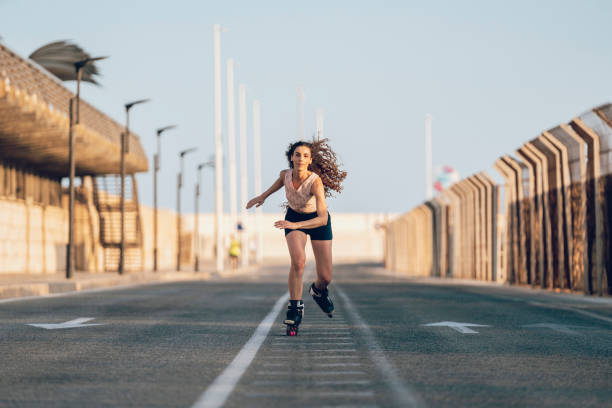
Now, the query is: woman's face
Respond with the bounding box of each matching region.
[291,145,312,170]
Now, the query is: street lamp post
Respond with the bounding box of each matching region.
[154,125,177,272]
[120,98,150,275]
[67,55,107,280]
[177,147,197,271]
[74,56,108,125]
[195,161,214,271]
[67,97,75,279]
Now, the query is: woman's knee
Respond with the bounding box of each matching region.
[291,256,306,272]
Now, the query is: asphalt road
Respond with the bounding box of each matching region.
[1,263,611,407]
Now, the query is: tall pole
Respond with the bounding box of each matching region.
[67,68,82,279]
[425,114,433,200]
[120,99,149,275]
[66,97,75,279]
[194,162,212,271]
[253,100,263,264]
[177,159,182,271]
[316,109,324,141]
[67,67,83,279]
[177,148,197,271]
[239,84,249,267]
[227,59,238,233]
[154,125,176,272]
[67,56,107,279]
[120,110,128,275]
[154,134,159,271]
[297,86,304,140]
[213,24,225,273]
[195,166,201,272]
[75,68,82,124]
[67,58,104,279]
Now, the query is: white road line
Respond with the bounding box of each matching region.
[190,291,289,408]
[296,335,352,338]
[291,336,353,339]
[320,405,378,408]
[312,355,359,359]
[299,349,357,352]
[246,391,374,398]
[302,327,350,330]
[312,317,347,321]
[253,379,371,386]
[529,301,612,324]
[271,338,352,341]
[336,287,426,408]
[263,362,365,368]
[271,342,354,346]
[256,370,366,375]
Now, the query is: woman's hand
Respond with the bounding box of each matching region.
[246,195,265,209]
[274,220,298,230]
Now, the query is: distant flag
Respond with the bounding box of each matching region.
[433,165,460,192]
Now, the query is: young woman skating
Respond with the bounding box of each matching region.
[246,139,346,335]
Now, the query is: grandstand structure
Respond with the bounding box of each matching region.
[0,42,149,274]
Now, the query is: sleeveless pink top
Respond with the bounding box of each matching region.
[284,169,319,213]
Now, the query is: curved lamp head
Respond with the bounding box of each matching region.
[125,98,150,110]
[180,147,198,157]
[157,125,177,136]
[198,161,215,171]
[75,55,108,70]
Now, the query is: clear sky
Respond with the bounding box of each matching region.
[2,0,611,214]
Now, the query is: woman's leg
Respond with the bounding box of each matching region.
[286,230,308,299]
[311,239,333,290]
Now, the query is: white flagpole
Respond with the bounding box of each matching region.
[425,113,433,200]
[297,86,304,140]
[213,24,224,272]
[316,109,324,140]
[239,84,249,267]
[253,100,263,263]
[227,59,238,233]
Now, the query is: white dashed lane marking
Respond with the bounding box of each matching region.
[208,283,421,407]
[256,370,367,375]
[234,292,380,407]
[253,379,373,386]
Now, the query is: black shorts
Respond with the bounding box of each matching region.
[284,207,333,240]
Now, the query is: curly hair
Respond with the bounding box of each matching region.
[285,138,347,197]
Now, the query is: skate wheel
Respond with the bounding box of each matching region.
[286,325,298,336]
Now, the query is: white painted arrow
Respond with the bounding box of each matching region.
[522,323,587,335]
[27,317,104,330]
[422,321,491,334]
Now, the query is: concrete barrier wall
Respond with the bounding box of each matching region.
[179,212,390,266]
[385,103,612,296]
[0,193,389,274]
[0,199,66,274]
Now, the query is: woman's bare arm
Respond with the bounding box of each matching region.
[246,170,285,209]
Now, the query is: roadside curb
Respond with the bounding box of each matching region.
[370,266,612,304]
[0,267,258,302]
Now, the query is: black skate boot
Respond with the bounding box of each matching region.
[309,282,334,318]
[284,300,304,336]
